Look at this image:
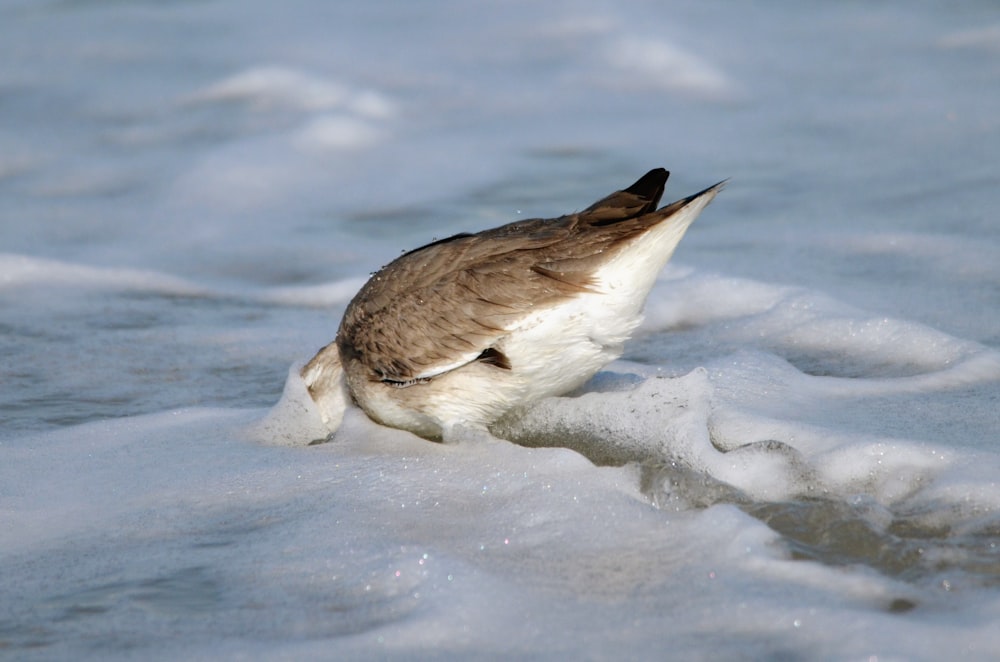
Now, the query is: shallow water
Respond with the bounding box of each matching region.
[2,0,1000,659]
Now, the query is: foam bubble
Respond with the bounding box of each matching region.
[248,363,333,446]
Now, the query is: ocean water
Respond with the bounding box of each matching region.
[2,0,999,659]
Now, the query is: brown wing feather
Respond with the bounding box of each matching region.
[337,168,678,383]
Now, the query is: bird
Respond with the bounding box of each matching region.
[301,168,723,441]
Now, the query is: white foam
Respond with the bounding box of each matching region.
[187,65,395,118]
[9,402,972,657]
[255,276,368,307]
[644,271,1000,391]
[534,14,734,98]
[0,252,367,309]
[642,271,791,328]
[604,36,733,97]
[170,65,398,213]
[0,253,208,295]
[292,114,384,152]
[247,363,332,445]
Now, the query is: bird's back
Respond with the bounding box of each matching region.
[312,168,723,439]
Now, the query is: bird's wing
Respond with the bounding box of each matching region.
[336,168,676,384]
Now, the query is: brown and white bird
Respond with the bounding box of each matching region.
[301,168,723,440]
